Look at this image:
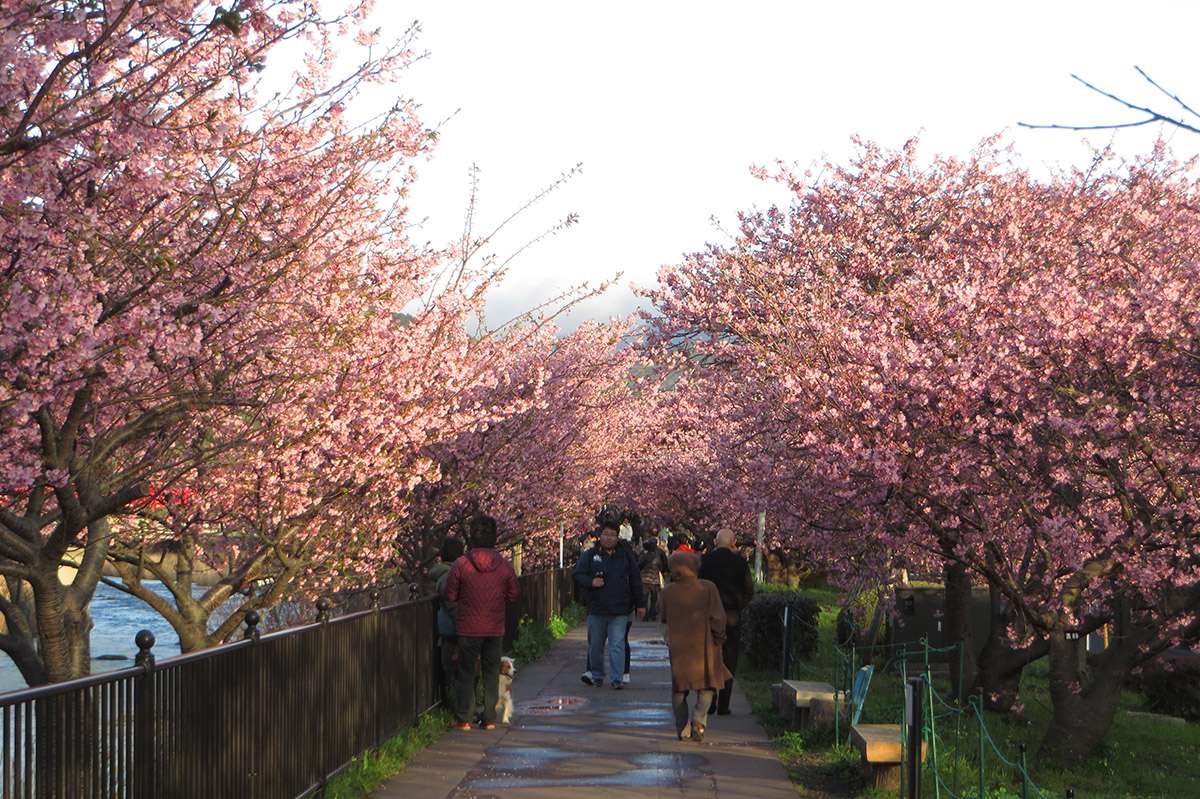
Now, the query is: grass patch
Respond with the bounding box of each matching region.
[741,663,861,798]
[740,589,1200,798]
[739,588,863,798]
[323,710,451,799]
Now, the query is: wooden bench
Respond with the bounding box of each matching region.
[771,680,836,725]
[849,723,927,790]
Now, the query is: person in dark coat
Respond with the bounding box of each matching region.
[660,549,731,742]
[699,527,755,715]
[574,521,646,688]
[432,536,465,702]
[445,515,520,729]
[638,537,669,620]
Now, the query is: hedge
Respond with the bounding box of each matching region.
[743,590,821,669]
[1138,652,1200,722]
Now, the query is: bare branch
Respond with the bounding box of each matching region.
[1019,69,1200,136]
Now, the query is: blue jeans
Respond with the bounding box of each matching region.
[587,614,627,684]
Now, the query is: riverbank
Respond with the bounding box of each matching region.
[0,581,214,693]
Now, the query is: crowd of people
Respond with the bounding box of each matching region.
[431,506,755,743]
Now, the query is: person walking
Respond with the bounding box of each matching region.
[574,520,646,688]
[639,537,668,621]
[659,549,731,742]
[432,536,465,703]
[700,527,755,715]
[579,507,616,683]
[445,515,520,730]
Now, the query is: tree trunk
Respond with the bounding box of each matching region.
[0,578,50,686]
[975,637,1045,715]
[62,598,93,676]
[973,582,1046,715]
[0,572,87,687]
[1039,635,1124,765]
[28,558,98,684]
[942,559,978,703]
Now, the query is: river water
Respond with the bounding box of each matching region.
[0,581,219,694]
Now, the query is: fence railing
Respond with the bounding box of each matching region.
[0,565,573,799]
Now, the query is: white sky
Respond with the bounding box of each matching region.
[345,0,1200,329]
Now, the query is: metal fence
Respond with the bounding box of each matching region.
[0,566,573,799]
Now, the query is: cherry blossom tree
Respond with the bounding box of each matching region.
[396,318,643,575]
[641,137,1200,762]
[0,0,477,682]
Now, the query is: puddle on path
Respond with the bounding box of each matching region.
[628,639,671,665]
[480,746,576,771]
[460,750,706,791]
[514,695,590,715]
[602,706,674,720]
[509,722,577,734]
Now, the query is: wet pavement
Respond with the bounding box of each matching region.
[372,620,796,799]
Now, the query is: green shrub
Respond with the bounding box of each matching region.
[1138,653,1200,722]
[743,590,821,669]
[510,616,553,665]
[509,603,586,666]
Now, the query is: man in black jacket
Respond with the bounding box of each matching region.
[574,521,646,688]
[699,527,755,715]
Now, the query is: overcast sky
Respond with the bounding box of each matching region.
[345,1,1200,330]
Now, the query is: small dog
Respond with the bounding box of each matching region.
[496,656,516,724]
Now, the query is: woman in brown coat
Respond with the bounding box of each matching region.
[659,550,732,742]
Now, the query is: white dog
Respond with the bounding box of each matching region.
[496,656,516,724]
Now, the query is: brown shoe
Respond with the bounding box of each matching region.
[692,723,705,743]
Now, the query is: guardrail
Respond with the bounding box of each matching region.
[0,566,573,798]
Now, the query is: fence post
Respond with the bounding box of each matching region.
[407,586,420,719]
[244,611,261,798]
[132,630,156,799]
[316,597,332,788]
[1018,742,1028,799]
[924,667,938,799]
[559,524,565,568]
[371,590,382,750]
[976,694,986,799]
[954,643,963,797]
[781,605,792,679]
[905,677,924,799]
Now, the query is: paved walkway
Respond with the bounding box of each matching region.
[373,619,796,799]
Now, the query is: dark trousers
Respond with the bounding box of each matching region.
[438,636,458,704]
[643,583,661,620]
[716,622,740,713]
[456,635,502,724]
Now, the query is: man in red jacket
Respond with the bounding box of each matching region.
[445,514,520,730]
